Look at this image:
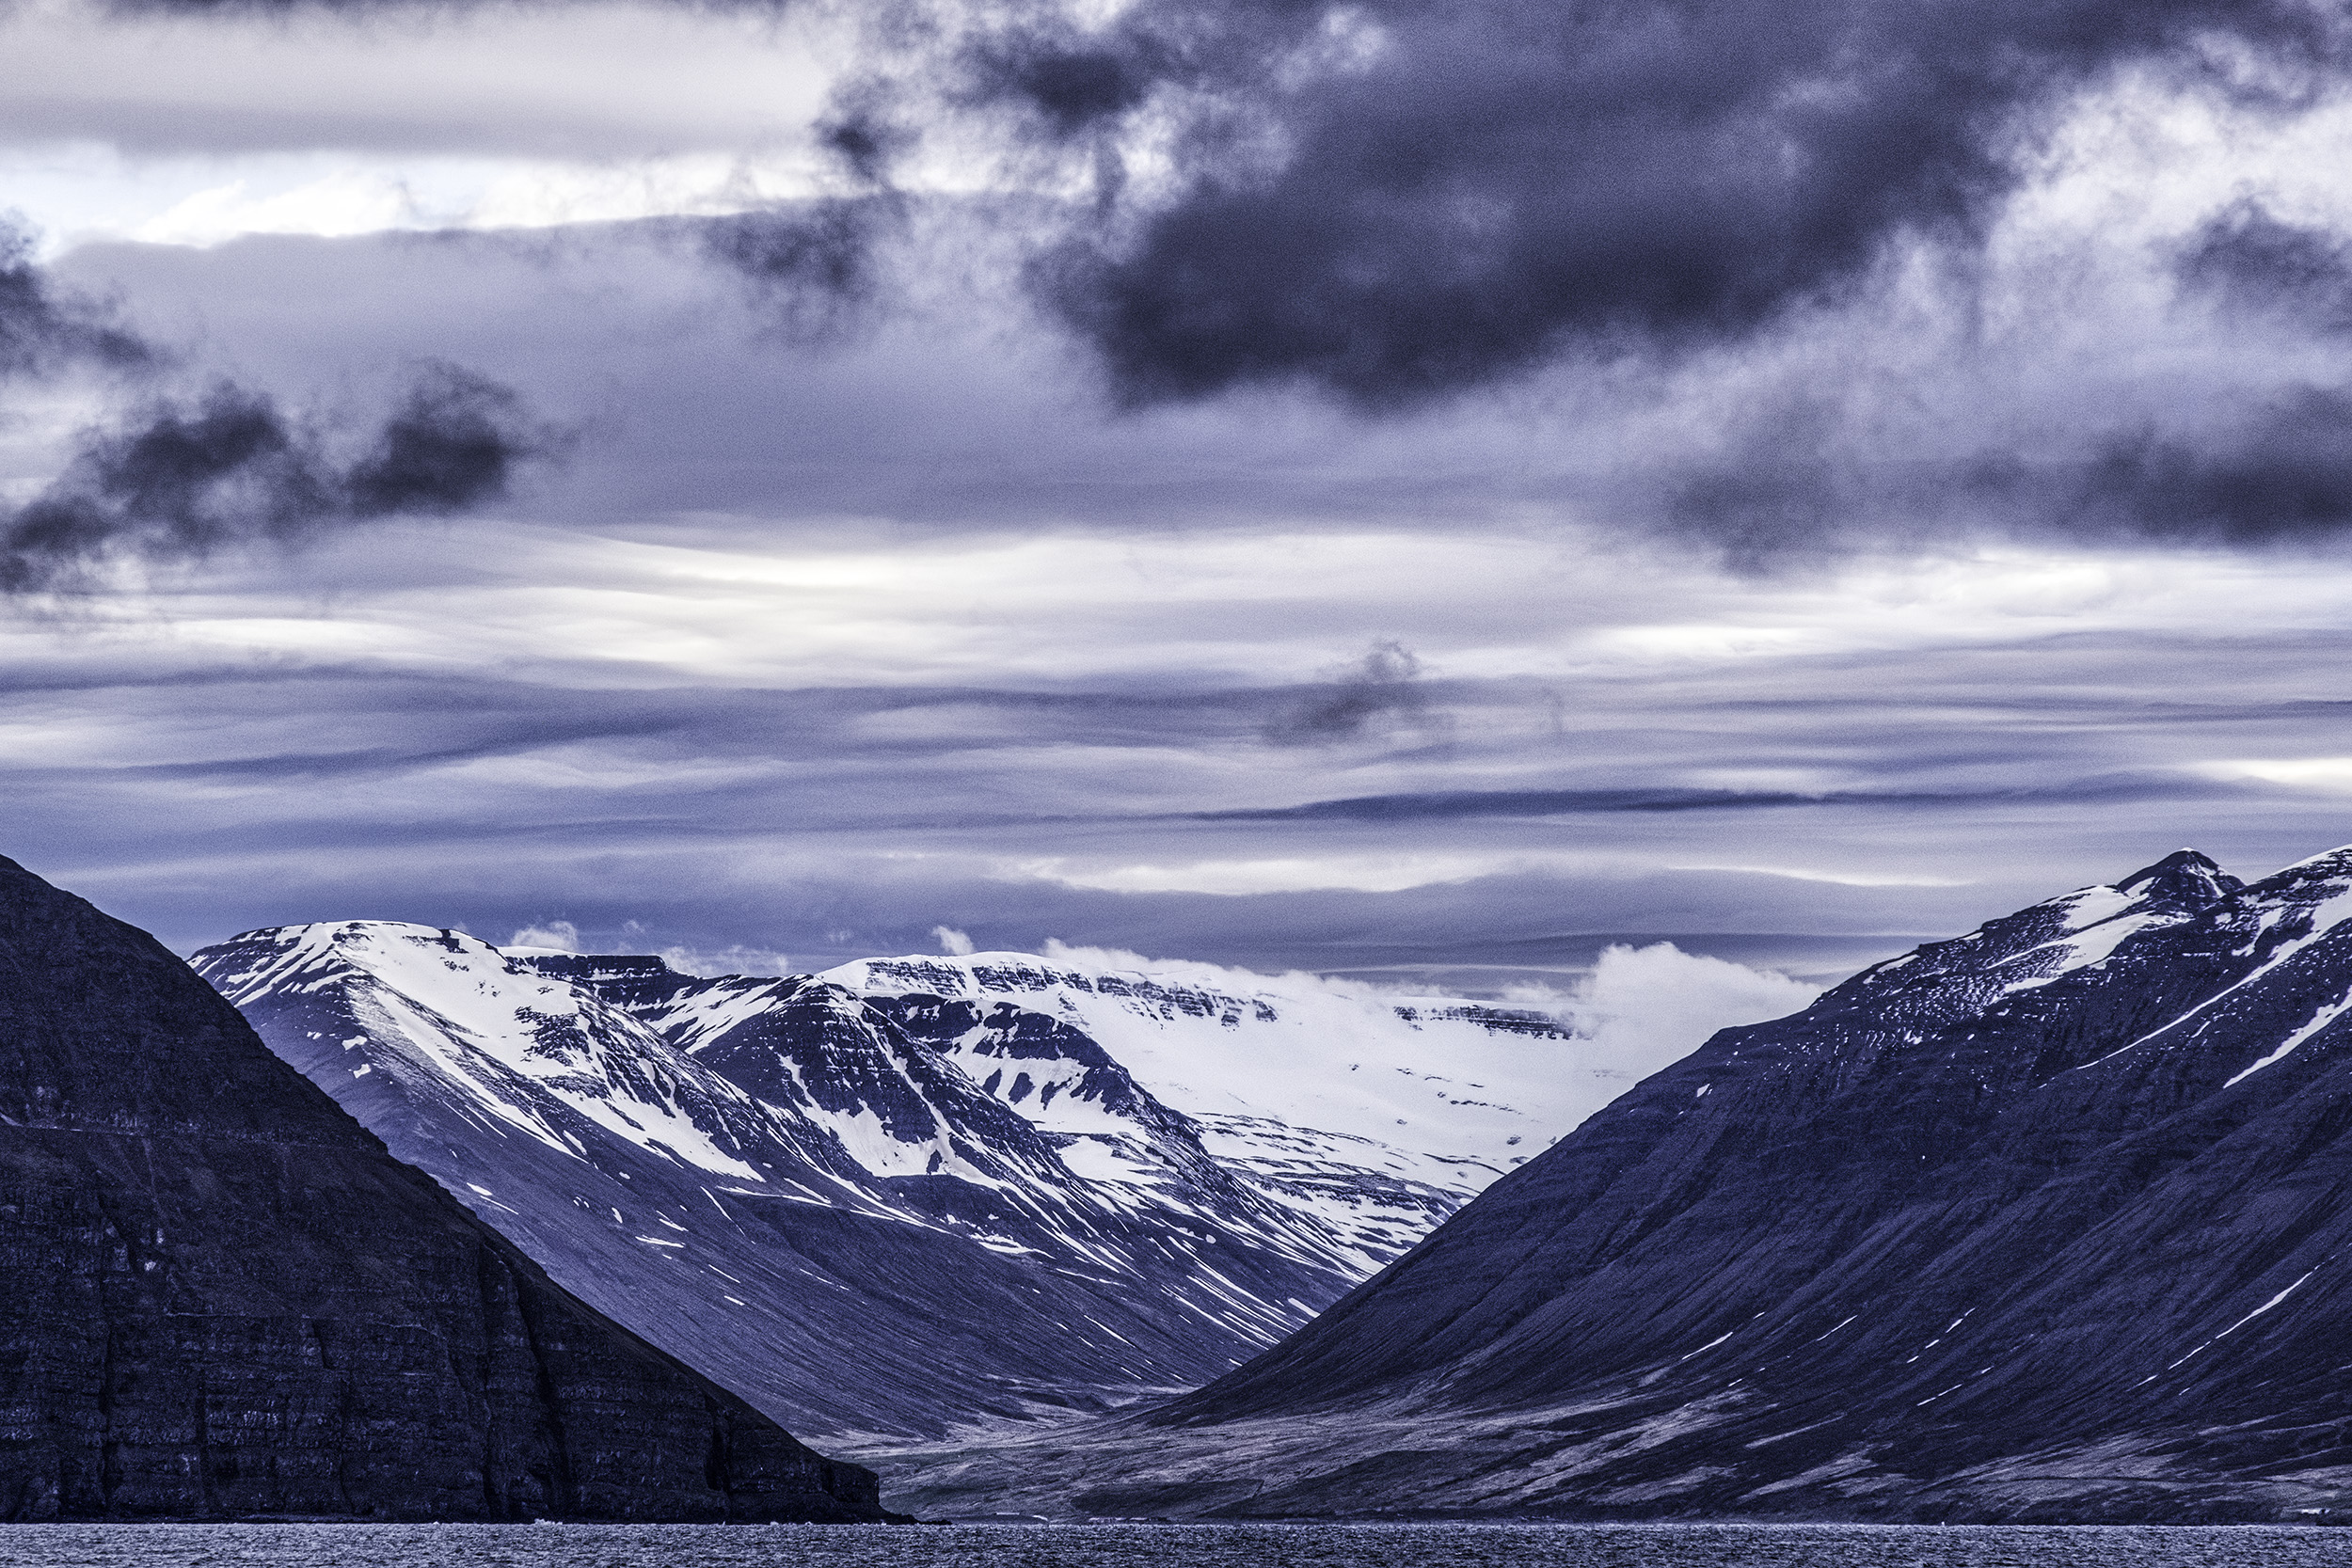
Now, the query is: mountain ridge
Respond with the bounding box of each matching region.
[192,924,1599,1440]
[857,846,2352,1524]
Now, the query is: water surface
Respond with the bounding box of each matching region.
[1,1522,2343,1568]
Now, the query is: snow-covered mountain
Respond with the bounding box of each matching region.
[190,925,1613,1439]
[818,952,1580,1197]
[880,847,2352,1523]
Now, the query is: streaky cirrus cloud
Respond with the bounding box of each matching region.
[1191,777,2216,825]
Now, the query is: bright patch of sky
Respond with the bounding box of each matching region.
[2,146,832,252]
[0,0,841,252]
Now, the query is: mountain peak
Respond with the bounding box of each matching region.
[507,949,701,1007]
[1050,836,2352,1524]
[2110,847,2241,910]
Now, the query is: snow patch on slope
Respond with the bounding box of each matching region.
[207,923,774,1181]
[1991,886,2170,996]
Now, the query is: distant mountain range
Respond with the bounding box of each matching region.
[0,856,888,1524]
[141,841,2352,1524]
[864,847,2352,1524]
[191,927,1604,1440]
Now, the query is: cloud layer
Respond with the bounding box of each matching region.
[6,2,2352,984]
[906,0,2352,409]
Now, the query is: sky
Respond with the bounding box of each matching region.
[6,0,2352,992]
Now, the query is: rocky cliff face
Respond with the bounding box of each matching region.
[0,856,889,1523]
[874,847,2352,1524]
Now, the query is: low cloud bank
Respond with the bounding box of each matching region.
[1040,935,1820,1093]
[1529,942,1823,1085]
[506,919,581,952]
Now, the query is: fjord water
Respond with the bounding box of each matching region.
[1,1525,2347,1567]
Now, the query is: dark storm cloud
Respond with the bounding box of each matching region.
[814,90,917,188]
[78,0,2347,420]
[0,364,560,592]
[2174,201,2352,328]
[1661,381,2352,556]
[698,197,905,335]
[1665,440,1862,566]
[0,215,153,377]
[98,0,470,13]
[1263,641,1447,746]
[971,0,2351,407]
[687,0,2352,557]
[347,365,562,515]
[61,215,2352,573]
[2069,387,2352,542]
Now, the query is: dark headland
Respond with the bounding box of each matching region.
[0,854,895,1524]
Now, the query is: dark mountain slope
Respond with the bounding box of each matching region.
[0,855,887,1523]
[881,847,2352,1523]
[1174,849,2261,1423]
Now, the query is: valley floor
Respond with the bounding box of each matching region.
[843,1404,2352,1526]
